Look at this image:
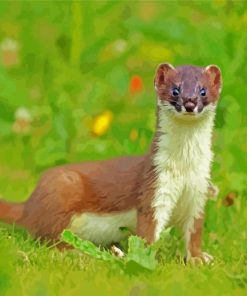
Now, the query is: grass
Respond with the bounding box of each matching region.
[0,0,247,295]
[0,186,247,295]
[1,157,246,296]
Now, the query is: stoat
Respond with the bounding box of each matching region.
[0,63,222,263]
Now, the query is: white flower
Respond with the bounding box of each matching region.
[0,37,20,67]
[112,39,127,54]
[0,38,19,51]
[15,107,32,122]
[12,107,32,135]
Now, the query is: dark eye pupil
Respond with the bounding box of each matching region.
[200,88,206,96]
[172,87,180,96]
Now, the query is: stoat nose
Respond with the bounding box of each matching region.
[184,101,196,112]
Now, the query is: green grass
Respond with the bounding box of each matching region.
[0,0,247,295]
[0,201,247,296]
[0,190,247,295]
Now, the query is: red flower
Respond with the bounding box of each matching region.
[129,75,143,93]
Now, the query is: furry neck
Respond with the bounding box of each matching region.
[153,106,216,173]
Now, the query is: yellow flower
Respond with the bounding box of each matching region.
[92,110,113,136]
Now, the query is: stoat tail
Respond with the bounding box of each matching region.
[0,199,24,224]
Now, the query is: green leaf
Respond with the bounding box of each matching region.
[126,236,157,271]
[62,230,158,273]
[62,230,115,262]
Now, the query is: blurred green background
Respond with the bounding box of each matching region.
[0,0,246,206]
[0,1,247,295]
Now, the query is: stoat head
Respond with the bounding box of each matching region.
[154,63,222,120]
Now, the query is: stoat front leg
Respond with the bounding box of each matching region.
[185,216,214,265]
[184,182,218,264]
[136,206,157,244]
[136,196,178,244]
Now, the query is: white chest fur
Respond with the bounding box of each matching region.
[152,106,216,241]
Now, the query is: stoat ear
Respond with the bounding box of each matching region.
[154,63,176,90]
[204,65,222,93]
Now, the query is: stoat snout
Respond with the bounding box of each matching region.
[184,101,196,112]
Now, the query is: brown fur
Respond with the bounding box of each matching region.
[155,64,221,112]
[0,152,159,243]
[16,156,149,241]
[188,217,204,257]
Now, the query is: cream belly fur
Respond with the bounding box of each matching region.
[68,209,137,246]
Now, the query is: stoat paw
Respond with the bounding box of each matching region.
[111,245,125,258]
[207,183,219,200]
[188,252,214,265]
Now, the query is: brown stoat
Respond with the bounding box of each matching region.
[0,63,222,263]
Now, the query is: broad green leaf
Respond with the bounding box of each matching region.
[62,230,116,262]
[126,236,157,271]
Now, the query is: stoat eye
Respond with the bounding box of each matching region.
[200,88,206,97]
[172,87,180,97]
